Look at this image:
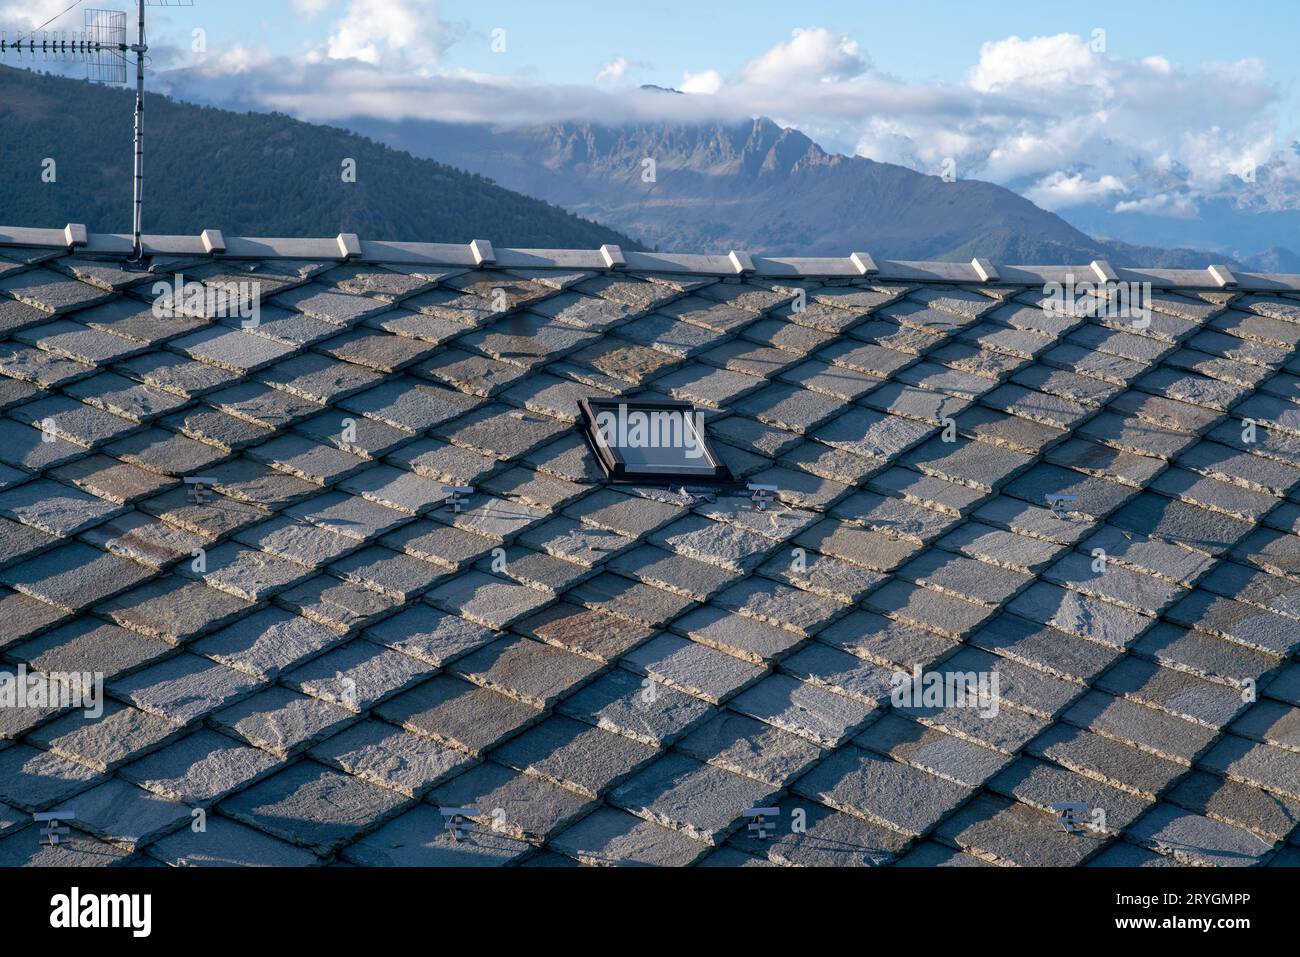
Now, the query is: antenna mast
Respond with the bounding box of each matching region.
[1,1,195,263]
[131,0,145,260]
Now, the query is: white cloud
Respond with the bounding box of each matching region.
[155,23,1292,217]
[1114,193,1199,217]
[967,34,1107,94]
[1024,171,1128,210]
[325,0,447,73]
[596,57,630,82]
[291,0,335,16]
[680,69,723,95]
[0,0,78,30]
[739,27,869,86]
[595,56,649,83]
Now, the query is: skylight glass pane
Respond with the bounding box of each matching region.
[580,397,730,483]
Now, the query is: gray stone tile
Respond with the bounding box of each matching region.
[0,514,58,570]
[727,795,912,866]
[1027,723,1187,799]
[730,674,873,748]
[856,713,1012,787]
[895,841,995,867]
[816,609,957,671]
[514,601,656,663]
[782,642,902,707]
[110,652,264,726]
[342,803,532,866]
[795,519,922,572]
[310,719,475,797]
[0,343,95,390]
[98,576,252,644]
[78,511,206,570]
[15,394,142,448]
[338,379,480,434]
[670,605,805,664]
[549,806,709,866]
[283,640,433,712]
[363,604,495,667]
[451,635,603,709]
[1127,803,1274,866]
[170,326,296,373]
[677,709,823,787]
[8,618,171,682]
[180,543,314,602]
[1135,623,1279,695]
[16,318,138,362]
[795,745,971,837]
[1,542,156,612]
[988,756,1151,832]
[1095,657,1246,729]
[566,572,696,627]
[220,761,410,856]
[232,514,358,568]
[425,571,554,630]
[120,727,281,805]
[557,667,714,747]
[611,752,779,845]
[426,760,595,843]
[622,633,766,705]
[147,816,319,866]
[864,579,999,641]
[329,546,447,601]
[276,574,401,633]
[493,715,658,798]
[29,701,184,773]
[0,743,102,810]
[712,579,843,637]
[0,586,74,650]
[63,778,192,849]
[106,427,228,479]
[1169,770,1300,843]
[935,793,1106,866]
[284,490,413,541]
[0,826,132,867]
[212,686,358,758]
[63,371,190,423]
[374,675,542,756]
[1200,734,1300,799]
[1007,582,1152,649]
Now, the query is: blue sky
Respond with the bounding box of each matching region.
[131,1,1294,83]
[140,0,1298,122]
[4,0,1298,217]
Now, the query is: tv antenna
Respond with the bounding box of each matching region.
[1,1,196,263]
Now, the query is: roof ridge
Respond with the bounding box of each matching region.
[2,225,1299,293]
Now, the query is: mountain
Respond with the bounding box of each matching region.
[0,65,640,249]
[1243,246,1300,273]
[1057,147,1300,268]
[348,115,1236,267]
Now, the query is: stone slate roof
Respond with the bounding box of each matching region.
[1,230,1299,868]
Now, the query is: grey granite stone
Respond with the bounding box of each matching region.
[220,761,410,856]
[120,727,282,805]
[493,715,657,798]
[730,674,874,748]
[62,778,192,849]
[212,686,358,758]
[111,652,263,725]
[310,719,475,797]
[374,675,542,756]
[549,806,709,866]
[147,816,320,866]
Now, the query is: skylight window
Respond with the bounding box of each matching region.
[579,397,730,483]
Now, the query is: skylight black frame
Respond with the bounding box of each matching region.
[579,397,732,484]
